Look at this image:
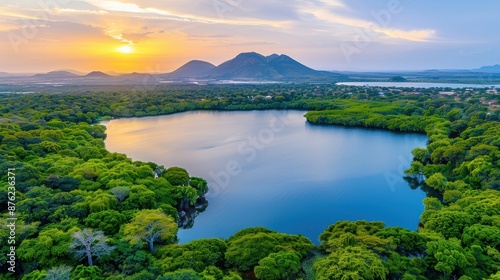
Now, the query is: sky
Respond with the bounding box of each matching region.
[1,0,499,73]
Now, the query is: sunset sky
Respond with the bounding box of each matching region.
[1,0,499,73]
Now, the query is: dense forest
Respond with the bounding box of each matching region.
[0,84,499,279]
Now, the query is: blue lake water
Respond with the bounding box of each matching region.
[102,110,428,244]
[337,81,500,88]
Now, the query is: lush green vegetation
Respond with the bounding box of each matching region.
[0,84,499,279]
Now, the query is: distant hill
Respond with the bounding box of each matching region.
[205,52,341,80]
[55,69,85,75]
[475,64,500,73]
[32,71,80,79]
[84,71,112,78]
[169,60,216,78]
[388,76,407,82]
[119,72,150,78]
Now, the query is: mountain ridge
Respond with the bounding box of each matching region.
[475,64,500,73]
[32,71,80,79]
[84,71,112,78]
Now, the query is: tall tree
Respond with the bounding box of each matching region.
[69,228,115,266]
[45,265,72,280]
[110,186,130,203]
[124,209,178,252]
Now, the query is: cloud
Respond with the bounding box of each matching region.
[105,28,133,45]
[212,41,275,47]
[6,0,496,73]
[55,8,109,15]
[82,0,230,23]
[121,31,154,42]
[0,6,45,21]
[298,1,437,42]
[376,28,436,42]
[81,0,292,27]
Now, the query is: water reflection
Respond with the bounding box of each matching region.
[103,111,429,244]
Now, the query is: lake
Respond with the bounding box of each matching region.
[337,81,500,88]
[102,110,428,244]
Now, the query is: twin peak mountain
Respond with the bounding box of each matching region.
[168,52,338,80]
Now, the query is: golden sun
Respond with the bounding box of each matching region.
[117,45,133,54]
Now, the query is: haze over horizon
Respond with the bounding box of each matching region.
[1,0,499,73]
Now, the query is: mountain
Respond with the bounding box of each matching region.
[475,64,500,73]
[267,54,325,77]
[388,76,407,82]
[119,72,149,78]
[32,71,80,79]
[84,71,112,78]
[169,60,216,78]
[208,52,279,79]
[55,69,85,75]
[205,52,340,80]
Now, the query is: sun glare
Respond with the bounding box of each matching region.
[117,45,133,54]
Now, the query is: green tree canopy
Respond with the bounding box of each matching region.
[254,251,302,280]
[123,209,178,252]
[84,210,128,236]
[164,167,190,186]
[426,238,474,278]
[314,246,388,280]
